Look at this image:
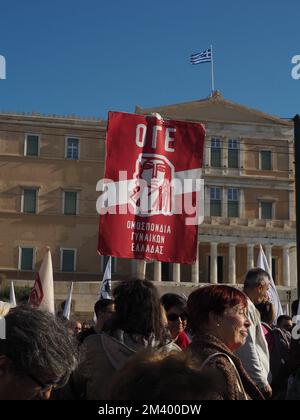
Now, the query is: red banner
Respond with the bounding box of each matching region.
[98,111,205,264]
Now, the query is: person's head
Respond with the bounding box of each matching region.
[160,293,188,339]
[74,321,82,334]
[0,305,78,400]
[187,285,250,352]
[111,278,164,343]
[277,315,293,332]
[94,299,115,332]
[109,351,219,400]
[256,301,276,327]
[243,268,270,305]
[82,322,90,331]
[0,301,11,317]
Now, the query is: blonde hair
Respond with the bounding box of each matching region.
[0,301,11,317]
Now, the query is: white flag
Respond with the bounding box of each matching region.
[29,248,55,315]
[9,281,17,307]
[100,257,112,300]
[63,282,73,320]
[93,257,112,323]
[257,244,283,321]
[296,300,300,325]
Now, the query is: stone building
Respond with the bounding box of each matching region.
[0,92,296,314]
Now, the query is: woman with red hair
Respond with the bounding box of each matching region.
[187,285,264,400]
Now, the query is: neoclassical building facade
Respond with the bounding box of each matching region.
[135,92,296,298]
[0,92,297,311]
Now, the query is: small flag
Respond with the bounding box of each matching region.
[29,248,55,314]
[93,257,112,323]
[63,282,73,320]
[100,257,112,300]
[296,299,300,325]
[190,48,212,65]
[257,245,283,322]
[9,281,17,307]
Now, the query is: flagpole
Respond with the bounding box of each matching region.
[210,44,215,95]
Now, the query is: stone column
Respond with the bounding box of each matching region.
[247,244,254,270]
[210,242,218,284]
[204,141,211,170]
[239,140,245,175]
[154,261,162,282]
[228,243,236,284]
[172,263,181,283]
[137,260,146,280]
[205,186,210,217]
[222,137,228,173]
[265,245,272,272]
[222,188,227,218]
[283,245,290,287]
[239,189,245,219]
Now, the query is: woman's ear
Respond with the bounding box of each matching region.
[208,311,221,327]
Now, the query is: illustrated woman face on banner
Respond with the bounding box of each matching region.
[131,154,174,216]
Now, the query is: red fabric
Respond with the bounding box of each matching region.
[176,331,191,350]
[98,111,205,264]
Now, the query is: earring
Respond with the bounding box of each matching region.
[217,323,220,327]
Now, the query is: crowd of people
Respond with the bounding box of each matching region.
[0,267,300,400]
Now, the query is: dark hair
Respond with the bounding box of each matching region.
[291,300,299,317]
[256,301,275,325]
[109,351,218,400]
[0,305,78,382]
[187,285,248,335]
[277,315,292,325]
[160,293,187,312]
[244,268,270,290]
[111,279,164,342]
[94,298,114,318]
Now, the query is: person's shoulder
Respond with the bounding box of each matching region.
[83,331,105,349]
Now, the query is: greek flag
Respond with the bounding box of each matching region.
[190,48,212,65]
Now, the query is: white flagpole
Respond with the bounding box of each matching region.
[210,44,215,95]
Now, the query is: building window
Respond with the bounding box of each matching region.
[260,150,272,170]
[22,188,37,213]
[228,188,239,218]
[210,187,221,216]
[61,249,76,272]
[211,138,221,168]
[25,134,39,157]
[228,139,239,168]
[63,191,78,215]
[260,201,273,220]
[19,247,34,270]
[102,256,117,274]
[66,138,79,160]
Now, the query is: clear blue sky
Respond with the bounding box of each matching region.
[0,0,299,120]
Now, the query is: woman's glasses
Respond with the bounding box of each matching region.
[167,313,187,322]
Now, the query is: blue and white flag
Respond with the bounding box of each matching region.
[63,282,73,320]
[257,245,283,322]
[190,48,212,65]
